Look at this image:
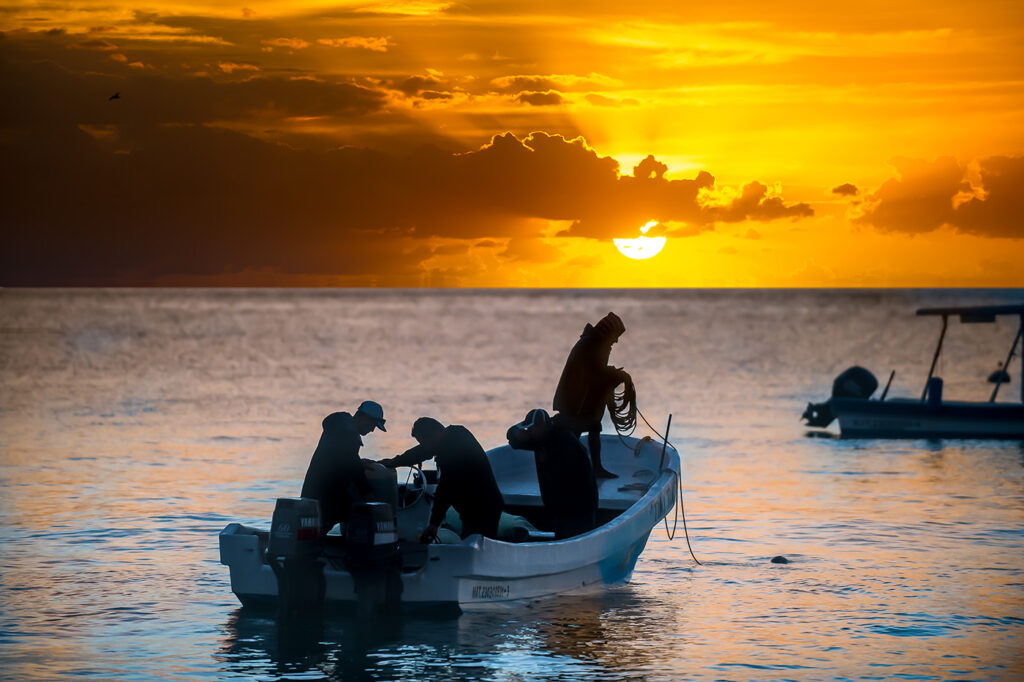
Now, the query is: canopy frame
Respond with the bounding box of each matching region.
[915,305,1024,404]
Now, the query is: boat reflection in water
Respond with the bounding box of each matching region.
[217,588,686,680]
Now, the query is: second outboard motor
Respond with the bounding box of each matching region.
[345,501,402,616]
[268,498,325,620]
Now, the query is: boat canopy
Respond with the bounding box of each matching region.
[916,304,1024,323]
[915,303,1023,404]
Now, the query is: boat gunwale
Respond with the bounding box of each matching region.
[439,455,678,550]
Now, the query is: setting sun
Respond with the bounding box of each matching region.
[613,221,668,260]
[0,1,1021,285]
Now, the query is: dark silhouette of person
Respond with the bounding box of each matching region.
[553,312,628,478]
[380,417,503,543]
[301,400,386,534]
[507,409,598,540]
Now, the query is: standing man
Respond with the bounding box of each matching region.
[507,409,598,540]
[553,312,628,478]
[301,400,387,534]
[380,417,504,542]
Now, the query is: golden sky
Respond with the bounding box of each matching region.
[1,0,1022,285]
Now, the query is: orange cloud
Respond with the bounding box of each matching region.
[516,91,565,106]
[317,36,392,52]
[71,38,119,51]
[584,93,639,107]
[856,156,1024,238]
[499,237,564,263]
[218,61,260,74]
[955,157,1024,238]
[261,37,310,50]
[491,73,621,92]
[703,181,814,223]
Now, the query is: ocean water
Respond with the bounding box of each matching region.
[0,288,1022,681]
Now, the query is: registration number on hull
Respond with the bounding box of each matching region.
[470,584,511,600]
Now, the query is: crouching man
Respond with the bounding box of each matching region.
[380,417,504,542]
[507,409,598,540]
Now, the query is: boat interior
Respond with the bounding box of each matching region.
[237,435,670,575]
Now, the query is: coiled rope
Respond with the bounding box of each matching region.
[607,371,638,437]
[608,372,702,566]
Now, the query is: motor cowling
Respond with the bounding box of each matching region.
[832,366,878,399]
[269,497,322,559]
[268,498,325,620]
[803,366,878,428]
[345,502,398,565]
[345,501,403,616]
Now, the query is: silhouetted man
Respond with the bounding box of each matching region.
[507,409,598,540]
[553,312,628,478]
[380,417,503,542]
[301,400,387,534]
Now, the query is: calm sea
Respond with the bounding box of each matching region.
[1,289,1022,681]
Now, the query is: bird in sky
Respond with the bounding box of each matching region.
[108,92,120,101]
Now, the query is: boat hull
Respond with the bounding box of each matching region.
[832,397,1024,439]
[220,435,679,611]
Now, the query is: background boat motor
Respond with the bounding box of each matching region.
[344,501,402,616]
[802,399,835,427]
[267,498,325,620]
[803,366,879,427]
[832,365,878,399]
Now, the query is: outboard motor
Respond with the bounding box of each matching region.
[268,498,325,620]
[345,501,402,616]
[802,399,835,427]
[832,366,878,399]
[803,366,879,427]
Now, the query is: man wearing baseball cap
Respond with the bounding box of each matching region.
[301,400,387,534]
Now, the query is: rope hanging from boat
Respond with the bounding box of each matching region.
[675,470,702,566]
[606,371,702,565]
[649,411,702,566]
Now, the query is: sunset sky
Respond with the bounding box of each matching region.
[1,1,1022,286]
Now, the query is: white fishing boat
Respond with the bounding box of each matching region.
[803,304,1024,439]
[219,434,680,612]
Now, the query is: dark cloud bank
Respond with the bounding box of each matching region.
[4,32,1019,286]
[854,156,1024,239]
[0,123,813,284]
[0,37,816,284]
